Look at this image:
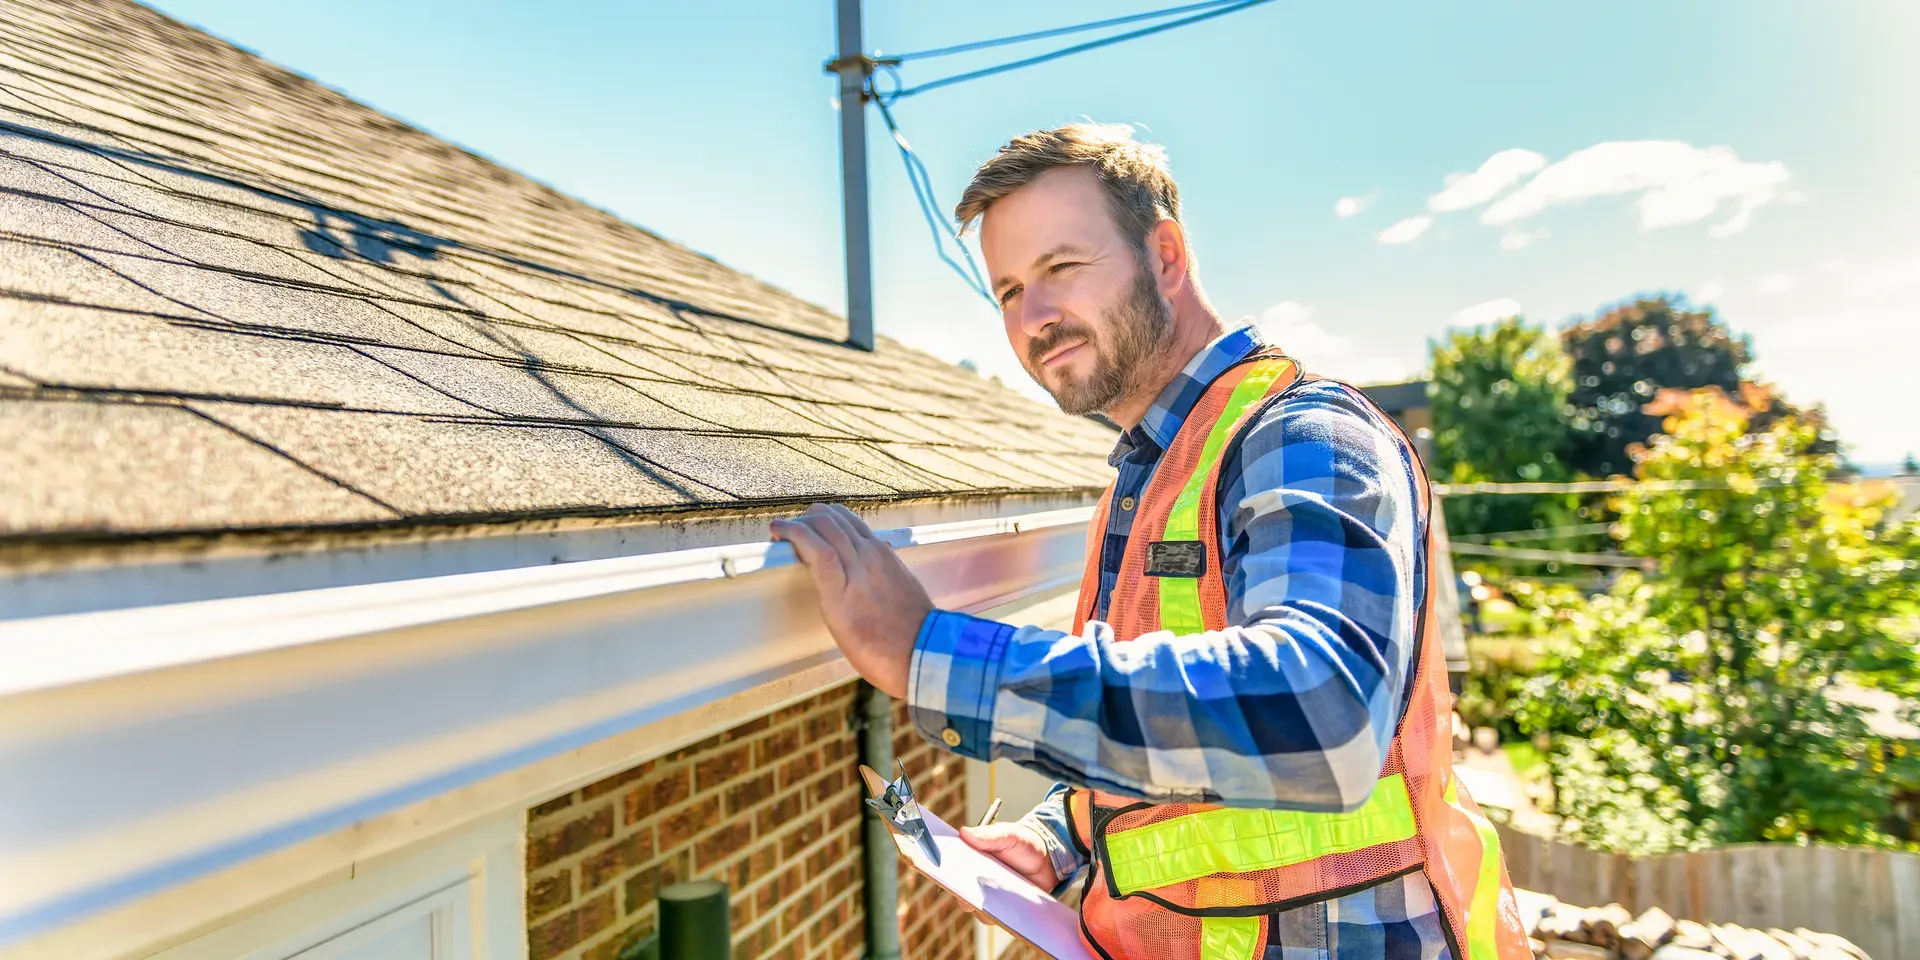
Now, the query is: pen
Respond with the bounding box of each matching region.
[977,797,1003,827]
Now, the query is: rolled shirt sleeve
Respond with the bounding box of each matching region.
[906,382,1424,812]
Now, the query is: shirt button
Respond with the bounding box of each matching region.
[940,727,963,748]
[1119,496,1137,511]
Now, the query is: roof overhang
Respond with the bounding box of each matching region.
[0,507,1093,954]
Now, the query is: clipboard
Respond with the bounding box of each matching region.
[861,765,1097,960]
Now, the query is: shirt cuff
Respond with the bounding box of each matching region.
[906,610,1013,762]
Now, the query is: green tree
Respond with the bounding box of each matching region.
[1429,317,1583,542]
[1561,296,1751,478]
[1518,393,1920,851]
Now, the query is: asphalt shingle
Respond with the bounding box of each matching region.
[0,398,396,534]
[0,0,1113,545]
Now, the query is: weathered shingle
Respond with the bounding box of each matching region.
[0,0,1114,544]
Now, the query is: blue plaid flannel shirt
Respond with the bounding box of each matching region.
[906,326,1450,960]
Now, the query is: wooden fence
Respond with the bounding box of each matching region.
[1496,825,1920,960]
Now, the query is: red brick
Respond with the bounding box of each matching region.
[733,922,778,960]
[657,795,721,852]
[777,749,823,790]
[829,922,864,960]
[527,804,614,870]
[755,724,804,765]
[580,829,656,891]
[696,820,754,870]
[526,868,571,919]
[768,938,802,960]
[725,772,777,816]
[627,768,691,824]
[721,714,772,742]
[755,790,807,834]
[694,744,752,792]
[755,863,804,915]
[780,883,825,938]
[806,769,850,806]
[581,919,656,960]
[582,760,655,800]
[668,734,724,762]
[819,736,851,766]
[728,842,779,891]
[808,895,852,948]
[731,895,754,934]
[623,867,659,914]
[529,909,581,960]
[803,835,846,882]
[530,793,575,819]
[779,814,826,859]
[577,890,618,942]
[658,848,695,887]
[804,712,841,742]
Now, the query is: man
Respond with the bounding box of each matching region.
[771,124,1526,960]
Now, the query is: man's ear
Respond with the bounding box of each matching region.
[1146,218,1189,297]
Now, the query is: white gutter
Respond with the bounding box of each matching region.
[0,506,1093,951]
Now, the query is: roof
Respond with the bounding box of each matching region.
[0,0,1116,549]
[1359,379,1431,414]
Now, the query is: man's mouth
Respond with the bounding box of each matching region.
[1040,340,1088,368]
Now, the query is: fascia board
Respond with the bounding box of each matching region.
[0,506,1092,950]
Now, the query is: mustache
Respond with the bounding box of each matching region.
[1026,322,1094,368]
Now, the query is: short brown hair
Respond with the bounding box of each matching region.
[954,123,1180,254]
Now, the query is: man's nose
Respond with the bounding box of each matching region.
[1016,285,1062,338]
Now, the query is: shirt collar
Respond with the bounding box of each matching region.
[1108,323,1266,466]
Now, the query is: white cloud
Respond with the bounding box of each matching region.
[1476,140,1790,237]
[1450,297,1523,327]
[1824,255,1920,298]
[1334,191,1378,218]
[1254,301,1417,384]
[1748,308,1917,462]
[1377,216,1432,245]
[1498,227,1547,251]
[1697,280,1725,303]
[1428,149,1548,213]
[1757,273,1795,295]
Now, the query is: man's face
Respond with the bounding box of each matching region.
[979,166,1173,416]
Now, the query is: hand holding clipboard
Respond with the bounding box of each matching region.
[860,764,1097,960]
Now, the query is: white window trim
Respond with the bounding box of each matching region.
[150,816,522,960]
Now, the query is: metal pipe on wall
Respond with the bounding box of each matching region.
[856,681,901,960]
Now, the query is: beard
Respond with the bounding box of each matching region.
[1024,264,1174,417]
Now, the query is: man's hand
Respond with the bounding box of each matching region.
[770,503,933,698]
[958,823,1060,892]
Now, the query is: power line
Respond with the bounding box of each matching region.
[829,0,1281,317]
[870,92,995,305]
[882,0,1280,102]
[1433,478,1771,496]
[1449,542,1646,568]
[1451,522,1616,544]
[886,0,1250,62]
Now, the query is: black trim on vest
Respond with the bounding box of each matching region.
[1087,801,1157,902]
[1114,862,1428,919]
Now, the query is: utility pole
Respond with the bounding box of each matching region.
[826,0,875,351]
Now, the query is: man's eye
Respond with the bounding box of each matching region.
[998,286,1021,307]
[1049,262,1081,275]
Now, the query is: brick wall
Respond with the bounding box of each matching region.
[525,681,978,960]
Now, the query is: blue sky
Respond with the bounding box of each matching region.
[149,0,1919,463]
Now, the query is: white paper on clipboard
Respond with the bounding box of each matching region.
[874,795,1097,960]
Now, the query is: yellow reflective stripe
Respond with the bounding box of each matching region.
[1447,778,1505,960]
[1200,916,1261,960]
[1105,774,1417,893]
[1157,358,1296,636]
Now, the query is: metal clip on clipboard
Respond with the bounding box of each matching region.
[863,758,941,866]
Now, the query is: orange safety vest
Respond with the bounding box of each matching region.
[1064,352,1530,960]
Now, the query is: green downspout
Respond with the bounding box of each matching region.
[856,681,902,960]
